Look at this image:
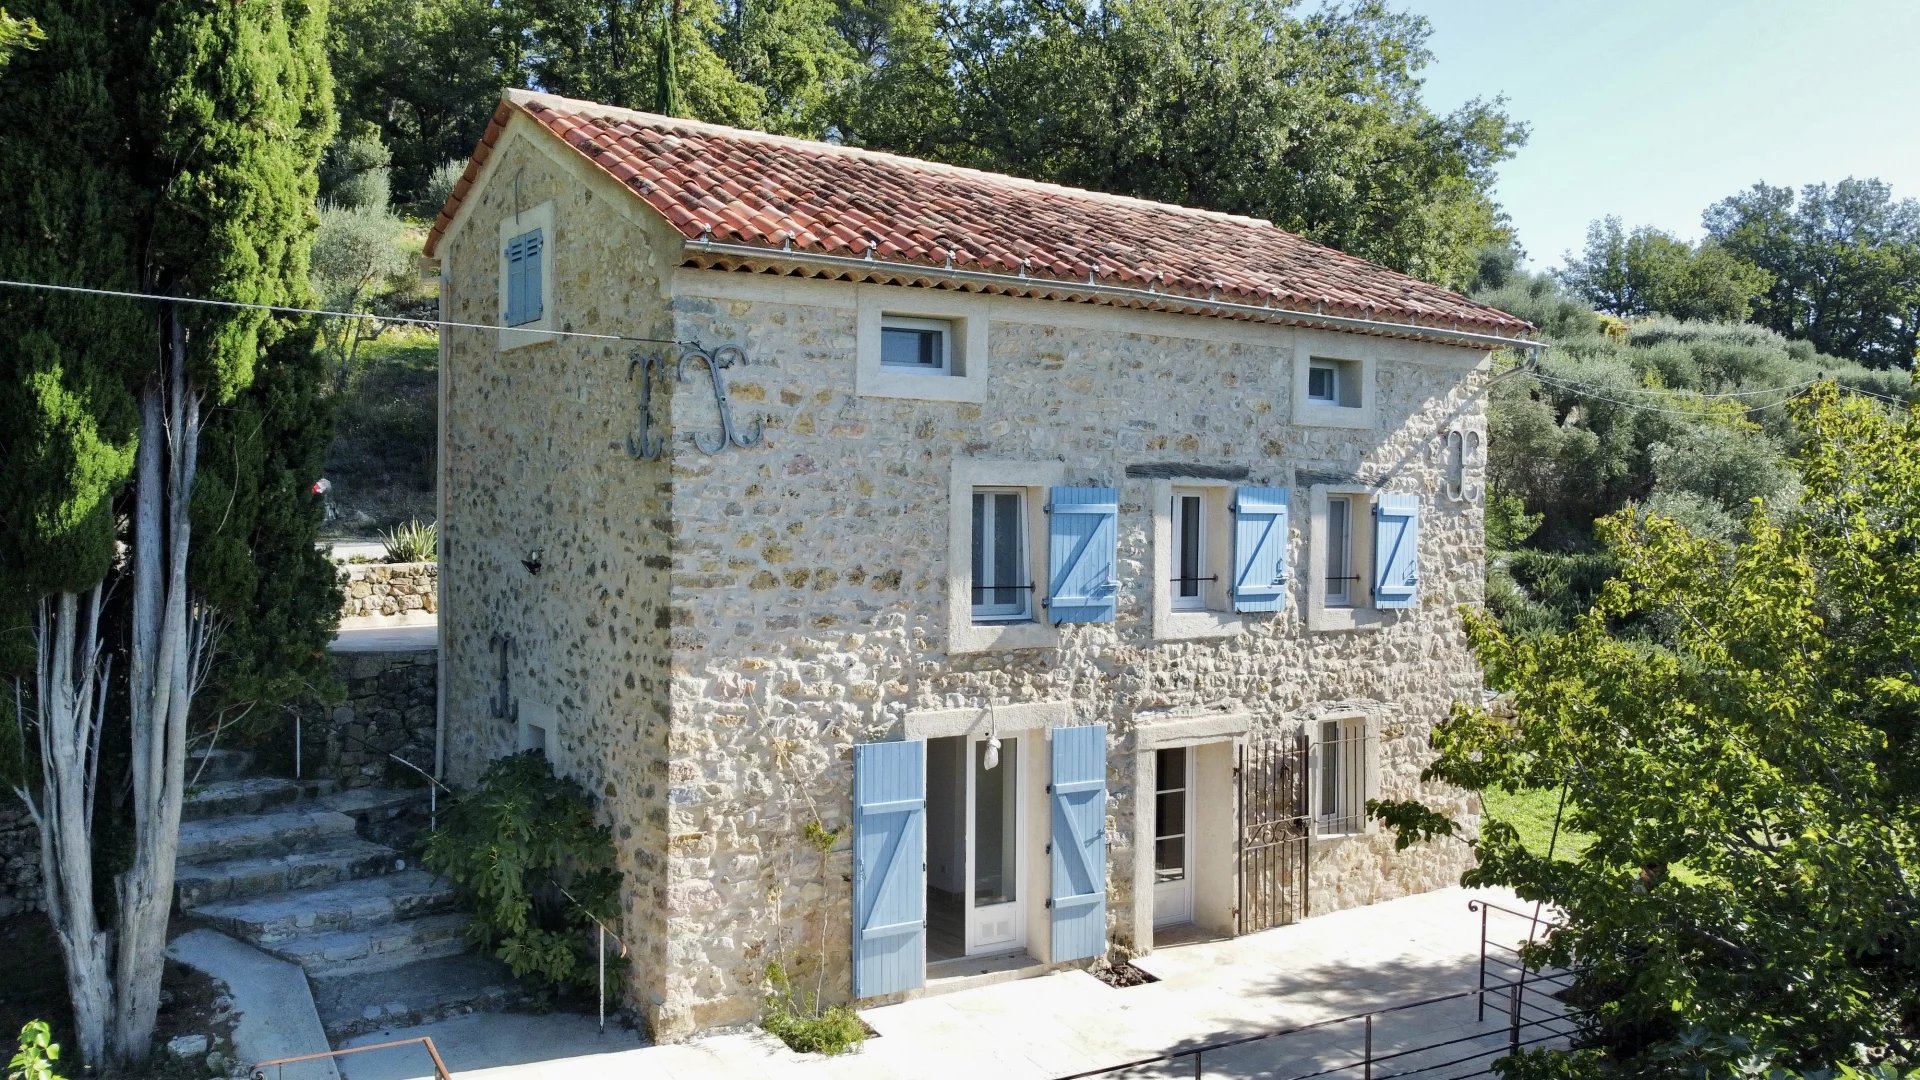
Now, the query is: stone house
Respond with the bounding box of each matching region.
[424,89,1535,1041]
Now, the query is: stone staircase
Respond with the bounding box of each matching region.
[176,749,520,1041]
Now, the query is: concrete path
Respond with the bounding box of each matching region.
[169,928,341,1080]
[333,623,439,653]
[327,886,1562,1080]
[337,1014,647,1080]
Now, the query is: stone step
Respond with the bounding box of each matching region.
[182,777,308,822]
[265,913,474,978]
[174,839,406,909]
[189,870,458,945]
[312,954,524,1042]
[186,747,254,783]
[177,806,357,865]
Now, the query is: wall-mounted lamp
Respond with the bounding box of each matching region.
[522,548,545,576]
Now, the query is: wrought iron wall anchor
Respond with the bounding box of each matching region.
[626,352,665,461]
[488,632,518,722]
[625,344,765,459]
[680,344,763,454]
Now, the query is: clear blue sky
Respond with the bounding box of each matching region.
[1404,0,1920,271]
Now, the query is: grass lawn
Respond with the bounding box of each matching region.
[1481,785,1591,861]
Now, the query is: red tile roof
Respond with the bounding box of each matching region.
[426,90,1532,344]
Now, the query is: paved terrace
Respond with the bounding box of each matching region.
[335,886,1567,1080]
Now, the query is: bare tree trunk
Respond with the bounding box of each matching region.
[112,311,207,1057]
[17,589,114,1065]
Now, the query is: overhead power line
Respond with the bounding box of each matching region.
[0,278,690,346]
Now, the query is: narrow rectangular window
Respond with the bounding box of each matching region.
[1319,720,1341,823]
[1171,490,1206,610]
[1308,362,1338,403]
[881,316,951,374]
[1326,497,1353,607]
[971,488,1029,623]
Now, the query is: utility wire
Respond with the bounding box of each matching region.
[1530,371,1813,417]
[0,278,690,346]
[1532,375,1826,400]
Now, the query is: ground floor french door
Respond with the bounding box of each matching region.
[1152,746,1196,928]
[926,733,1028,960]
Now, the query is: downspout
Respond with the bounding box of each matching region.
[433,256,450,787]
[688,237,1547,356]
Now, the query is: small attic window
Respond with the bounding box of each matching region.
[880,316,951,374]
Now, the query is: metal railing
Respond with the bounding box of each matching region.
[1056,898,1580,1080]
[253,1036,451,1080]
[1055,984,1573,1080]
[296,709,450,829]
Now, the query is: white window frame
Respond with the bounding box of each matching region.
[1169,488,1209,612]
[1324,495,1355,608]
[970,486,1031,623]
[1307,711,1378,840]
[1307,362,1340,404]
[947,459,1063,654]
[1306,484,1383,632]
[497,200,556,350]
[879,315,953,375]
[856,285,990,402]
[1149,479,1241,641]
[1292,343,1374,429]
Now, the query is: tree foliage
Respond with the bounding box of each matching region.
[329,0,1520,288]
[1705,179,1920,370]
[1560,216,1771,324]
[1381,385,1920,1075]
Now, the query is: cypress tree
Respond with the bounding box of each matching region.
[0,0,334,1061]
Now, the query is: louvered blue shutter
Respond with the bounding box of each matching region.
[521,229,543,323]
[1046,487,1118,625]
[1372,493,1420,609]
[1231,487,1290,613]
[852,740,925,998]
[1049,723,1108,962]
[504,228,544,326]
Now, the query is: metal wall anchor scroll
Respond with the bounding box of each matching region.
[488,632,518,722]
[626,344,765,460]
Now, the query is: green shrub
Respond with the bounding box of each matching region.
[423,752,622,996]
[381,519,436,563]
[762,962,866,1056]
[9,1021,63,1080]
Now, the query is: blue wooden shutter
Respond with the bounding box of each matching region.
[1373,493,1420,609]
[1048,723,1108,962]
[1231,487,1290,613]
[852,740,925,998]
[521,229,544,323]
[504,228,544,326]
[1046,486,1118,625]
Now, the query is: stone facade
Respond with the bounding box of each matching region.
[0,800,42,918]
[437,111,1491,1041]
[338,561,438,624]
[298,648,440,791]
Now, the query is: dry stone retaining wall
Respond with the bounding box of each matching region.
[0,801,41,918]
[339,562,438,623]
[298,648,439,790]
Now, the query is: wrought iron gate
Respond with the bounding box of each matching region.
[1237,733,1311,934]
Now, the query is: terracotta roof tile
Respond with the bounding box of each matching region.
[423,90,1531,343]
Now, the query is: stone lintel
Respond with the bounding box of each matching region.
[902,700,1073,740]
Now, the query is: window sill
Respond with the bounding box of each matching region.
[857,366,983,402]
[1306,605,1386,633]
[1156,609,1245,642]
[499,326,559,352]
[950,619,1060,655]
[1293,403,1373,430]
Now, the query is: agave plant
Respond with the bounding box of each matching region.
[381,519,437,563]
